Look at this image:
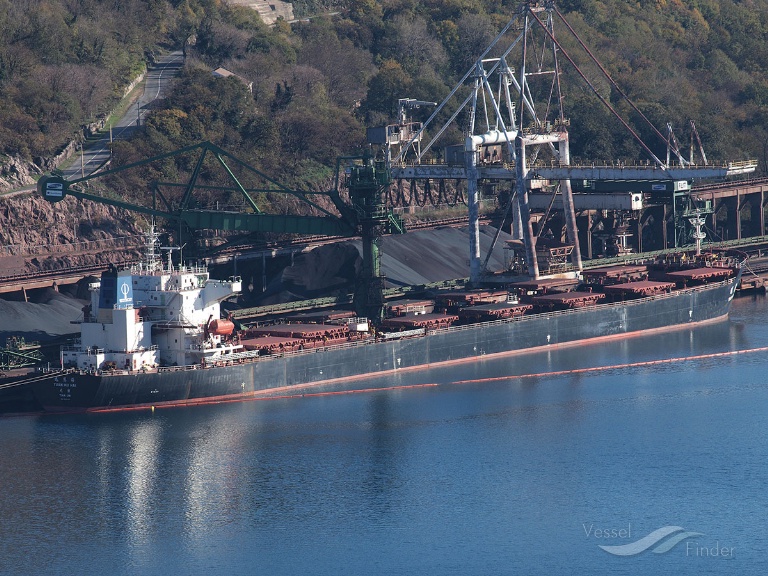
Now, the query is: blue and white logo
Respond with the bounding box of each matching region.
[117,280,133,306]
[598,526,703,556]
[45,181,64,197]
[585,523,735,558]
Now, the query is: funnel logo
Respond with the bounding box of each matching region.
[117,280,133,306]
[597,526,704,556]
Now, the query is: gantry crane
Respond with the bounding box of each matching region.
[371,1,757,281]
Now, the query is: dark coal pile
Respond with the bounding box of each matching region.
[259,243,360,304]
[258,225,510,303]
[374,225,510,287]
[0,288,85,344]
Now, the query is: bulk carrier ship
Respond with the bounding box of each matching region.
[0,228,741,415]
[0,0,753,416]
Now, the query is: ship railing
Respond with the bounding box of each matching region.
[426,277,734,336]
[134,263,209,275]
[185,337,382,367]
[157,364,201,373]
[125,345,158,353]
[177,264,208,274]
[380,328,426,340]
[0,367,78,389]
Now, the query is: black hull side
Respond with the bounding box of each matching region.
[21,277,738,413]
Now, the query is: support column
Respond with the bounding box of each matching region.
[512,194,523,240]
[750,194,763,238]
[465,147,481,285]
[723,197,738,241]
[559,137,582,270]
[515,136,539,278]
[262,253,267,292]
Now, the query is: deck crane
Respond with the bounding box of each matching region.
[38,141,403,322]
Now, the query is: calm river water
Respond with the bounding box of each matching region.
[1,295,767,575]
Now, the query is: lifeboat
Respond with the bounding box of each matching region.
[207,319,235,336]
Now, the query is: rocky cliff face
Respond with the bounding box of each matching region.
[0,157,42,192]
[0,145,81,193]
[0,194,146,276]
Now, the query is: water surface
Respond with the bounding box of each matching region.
[1,295,766,575]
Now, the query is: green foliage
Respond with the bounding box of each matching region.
[0,0,172,159]
[362,59,413,119]
[553,0,768,169]
[4,0,768,184]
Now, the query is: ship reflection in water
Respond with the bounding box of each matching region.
[0,295,766,575]
[125,419,161,547]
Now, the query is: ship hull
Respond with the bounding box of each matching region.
[5,275,737,414]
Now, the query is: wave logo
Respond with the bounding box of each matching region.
[599,526,704,556]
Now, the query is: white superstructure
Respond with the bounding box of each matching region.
[62,230,242,372]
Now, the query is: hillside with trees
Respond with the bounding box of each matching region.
[2,0,768,236]
[0,0,192,160]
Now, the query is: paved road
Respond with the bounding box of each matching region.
[61,51,184,181]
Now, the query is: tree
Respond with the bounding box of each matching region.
[362,59,413,120]
[296,22,375,109]
[378,14,448,77]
